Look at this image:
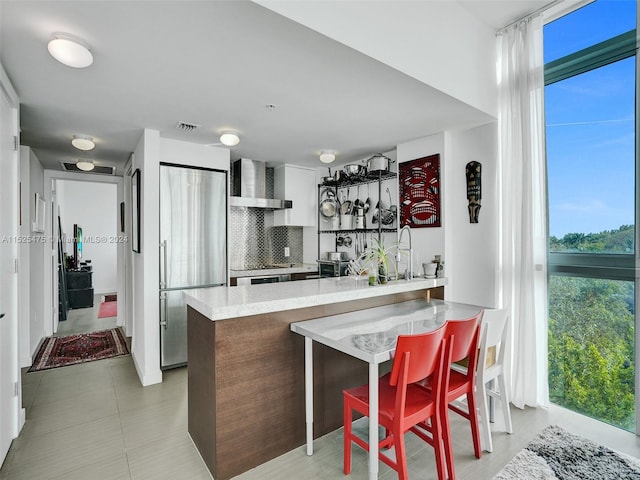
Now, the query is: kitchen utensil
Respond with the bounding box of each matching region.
[319,189,338,218]
[364,184,371,214]
[365,153,393,174]
[341,187,352,215]
[336,236,344,246]
[334,169,346,183]
[340,214,353,230]
[343,235,353,247]
[343,164,365,179]
[321,167,335,185]
[380,188,395,225]
[327,252,342,261]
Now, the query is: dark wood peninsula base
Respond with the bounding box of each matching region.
[187,286,443,480]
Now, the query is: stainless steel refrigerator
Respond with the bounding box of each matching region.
[159,163,227,369]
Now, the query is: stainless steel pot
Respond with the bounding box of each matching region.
[366,153,393,173]
[327,251,348,261]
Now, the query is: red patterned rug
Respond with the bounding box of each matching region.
[98,301,117,318]
[28,328,129,372]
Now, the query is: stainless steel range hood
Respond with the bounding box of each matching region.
[230,158,292,209]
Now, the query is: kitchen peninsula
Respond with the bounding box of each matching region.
[184,276,446,480]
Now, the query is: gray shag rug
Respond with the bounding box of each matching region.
[493,425,640,479]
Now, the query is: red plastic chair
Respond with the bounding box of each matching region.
[417,312,483,480]
[343,324,452,480]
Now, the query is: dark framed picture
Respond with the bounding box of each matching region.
[399,154,441,228]
[120,201,125,233]
[131,169,141,253]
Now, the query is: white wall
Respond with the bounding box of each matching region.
[445,123,499,307]
[255,0,498,117]
[18,147,46,365]
[131,133,230,386]
[396,125,499,308]
[397,133,447,272]
[57,180,118,294]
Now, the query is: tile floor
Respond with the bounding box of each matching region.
[57,294,118,336]
[2,299,639,479]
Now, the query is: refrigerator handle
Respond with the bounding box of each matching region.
[160,240,168,289]
[159,292,168,329]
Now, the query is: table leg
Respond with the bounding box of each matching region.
[368,363,379,480]
[305,337,314,455]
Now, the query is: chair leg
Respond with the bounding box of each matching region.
[466,391,482,459]
[476,380,493,453]
[394,429,409,480]
[344,399,352,474]
[497,373,513,434]
[430,413,448,480]
[441,407,455,480]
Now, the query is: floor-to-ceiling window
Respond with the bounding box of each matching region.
[544,0,637,432]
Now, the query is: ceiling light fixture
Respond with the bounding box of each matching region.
[71,134,95,151]
[219,132,240,147]
[319,151,336,164]
[48,32,93,68]
[76,159,95,171]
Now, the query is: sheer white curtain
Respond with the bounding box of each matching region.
[497,15,549,409]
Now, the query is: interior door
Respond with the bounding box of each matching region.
[0,85,18,464]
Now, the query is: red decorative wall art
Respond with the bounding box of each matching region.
[399,154,441,228]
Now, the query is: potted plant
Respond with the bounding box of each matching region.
[360,237,398,284]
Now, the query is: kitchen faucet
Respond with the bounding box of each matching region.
[397,225,413,280]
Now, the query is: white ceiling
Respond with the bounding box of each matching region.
[1,1,552,175]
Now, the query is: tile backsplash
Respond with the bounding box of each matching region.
[229,208,302,269]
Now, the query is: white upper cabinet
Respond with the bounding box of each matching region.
[274,164,316,226]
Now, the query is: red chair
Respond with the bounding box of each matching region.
[417,313,483,480]
[343,324,452,480]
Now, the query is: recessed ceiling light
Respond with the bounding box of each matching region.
[319,151,336,164]
[76,159,94,171]
[48,32,93,68]
[219,132,240,147]
[71,134,95,151]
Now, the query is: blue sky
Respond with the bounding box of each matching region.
[544,0,636,238]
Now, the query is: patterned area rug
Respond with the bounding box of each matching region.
[493,425,640,479]
[28,328,129,372]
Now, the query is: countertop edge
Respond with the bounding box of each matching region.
[184,277,447,321]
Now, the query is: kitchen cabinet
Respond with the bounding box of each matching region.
[274,164,316,227]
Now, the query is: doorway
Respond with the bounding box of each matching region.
[42,172,126,341]
[55,179,120,336]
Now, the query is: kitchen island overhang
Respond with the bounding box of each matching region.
[184,277,446,480]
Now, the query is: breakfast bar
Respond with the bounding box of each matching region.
[183,276,447,480]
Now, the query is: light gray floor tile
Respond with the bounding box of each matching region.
[119,395,188,449]
[127,432,211,480]
[49,453,131,480]
[20,387,118,438]
[5,415,125,480]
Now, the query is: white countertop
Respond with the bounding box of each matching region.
[183,276,447,321]
[290,298,481,364]
[229,263,317,278]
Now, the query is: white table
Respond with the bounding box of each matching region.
[290,298,483,480]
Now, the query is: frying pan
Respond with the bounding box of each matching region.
[319,189,338,218]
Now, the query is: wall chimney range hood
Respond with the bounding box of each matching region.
[230,158,292,209]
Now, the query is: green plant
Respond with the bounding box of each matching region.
[359,237,399,282]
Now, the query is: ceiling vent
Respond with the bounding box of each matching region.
[61,162,116,175]
[175,121,200,133]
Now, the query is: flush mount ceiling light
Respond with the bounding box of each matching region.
[48,32,93,68]
[71,134,95,151]
[219,132,240,147]
[319,151,336,164]
[76,159,94,171]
